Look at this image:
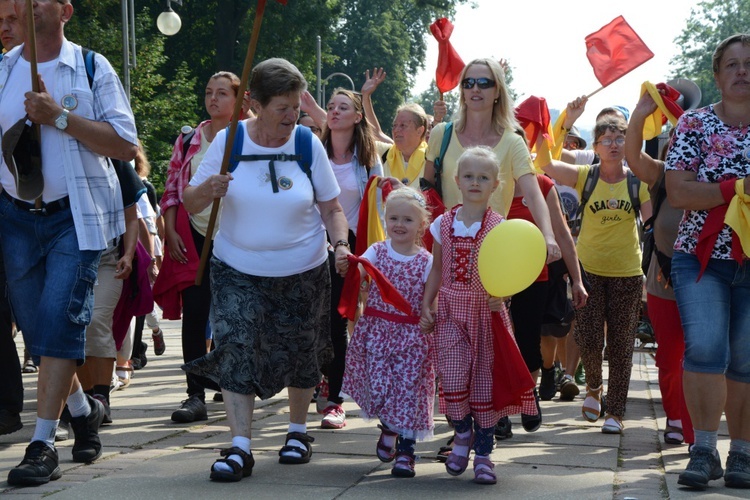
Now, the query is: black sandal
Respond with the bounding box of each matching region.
[436,436,454,463]
[278,432,315,464]
[210,446,254,482]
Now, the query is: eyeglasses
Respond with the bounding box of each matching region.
[596,137,625,147]
[461,77,496,90]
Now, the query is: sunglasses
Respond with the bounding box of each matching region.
[461,77,496,90]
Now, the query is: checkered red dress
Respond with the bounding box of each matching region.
[435,206,537,428]
[342,242,435,441]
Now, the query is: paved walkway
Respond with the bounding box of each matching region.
[0,320,740,499]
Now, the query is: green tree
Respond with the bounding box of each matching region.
[670,0,750,106]
[412,80,459,120]
[65,4,199,191]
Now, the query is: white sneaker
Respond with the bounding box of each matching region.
[321,403,346,429]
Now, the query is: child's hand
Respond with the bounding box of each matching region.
[420,305,435,333]
[487,295,507,312]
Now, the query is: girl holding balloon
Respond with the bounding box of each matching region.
[421,146,538,485]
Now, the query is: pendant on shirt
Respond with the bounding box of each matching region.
[401,177,410,184]
[607,198,619,210]
[61,94,78,111]
[744,146,750,161]
[278,176,293,190]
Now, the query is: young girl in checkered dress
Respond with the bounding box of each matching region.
[342,187,435,478]
[421,146,537,485]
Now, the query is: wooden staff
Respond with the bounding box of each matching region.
[26,0,42,209]
[195,0,269,286]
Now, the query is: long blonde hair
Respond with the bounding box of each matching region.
[455,58,519,136]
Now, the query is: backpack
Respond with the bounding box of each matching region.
[640,174,670,280]
[229,120,315,197]
[570,164,642,236]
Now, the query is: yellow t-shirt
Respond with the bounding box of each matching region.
[575,164,651,277]
[426,122,534,216]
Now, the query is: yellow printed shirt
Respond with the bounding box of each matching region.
[575,164,650,277]
[426,122,534,216]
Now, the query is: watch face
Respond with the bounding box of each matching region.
[55,111,68,130]
[61,94,78,111]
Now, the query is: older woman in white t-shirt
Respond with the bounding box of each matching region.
[182,58,351,482]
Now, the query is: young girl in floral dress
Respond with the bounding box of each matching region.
[342,187,434,478]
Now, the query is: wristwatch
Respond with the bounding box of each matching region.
[55,109,69,130]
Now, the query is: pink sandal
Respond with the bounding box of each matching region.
[473,457,497,485]
[445,430,473,476]
[376,424,399,463]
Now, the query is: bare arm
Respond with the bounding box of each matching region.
[420,240,442,333]
[423,159,436,185]
[625,93,663,188]
[361,68,392,143]
[665,170,737,210]
[182,173,233,214]
[300,91,327,130]
[518,174,560,263]
[318,197,351,276]
[25,77,136,161]
[546,187,587,309]
[559,96,588,164]
[538,158,580,188]
[115,205,139,280]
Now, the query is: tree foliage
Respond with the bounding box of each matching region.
[63,0,467,192]
[670,0,750,107]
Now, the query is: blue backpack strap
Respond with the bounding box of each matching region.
[228,121,245,173]
[294,125,314,197]
[82,48,96,89]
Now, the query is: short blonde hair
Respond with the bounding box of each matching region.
[457,145,500,180]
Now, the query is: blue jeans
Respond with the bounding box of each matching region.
[671,251,750,383]
[0,195,101,362]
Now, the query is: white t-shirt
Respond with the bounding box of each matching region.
[190,123,340,277]
[330,159,360,233]
[0,56,67,201]
[361,239,433,283]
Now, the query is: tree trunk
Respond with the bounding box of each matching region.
[214,0,250,73]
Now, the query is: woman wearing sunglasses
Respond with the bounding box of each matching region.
[422,57,560,457]
[539,116,652,435]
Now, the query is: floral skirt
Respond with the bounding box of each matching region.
[182,257,332,399]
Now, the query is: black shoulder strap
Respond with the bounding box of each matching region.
[181,129,196,159]
[381,147,390,165]
[570,165,599,235]
[626,169,641,220]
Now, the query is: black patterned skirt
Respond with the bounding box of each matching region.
[182,257,332,399]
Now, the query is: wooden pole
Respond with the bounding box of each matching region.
[26,0,42,209]
[195,0,269,286]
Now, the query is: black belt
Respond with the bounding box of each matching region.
[2,190,70,216]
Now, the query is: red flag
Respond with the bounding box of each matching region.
[515,96,551,148]
[429,18,465,94]
[585,16,654,87]
[338,255,415,322]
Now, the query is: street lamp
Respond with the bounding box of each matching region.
[321,72,356,106]
[120,0,136,100]
[157,0,182,36]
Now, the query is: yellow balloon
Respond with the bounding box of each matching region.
[478,219,547,297]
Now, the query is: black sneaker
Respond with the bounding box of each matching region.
[678,446,724,490]
[171,395,207,423]
[494,416,513,441]
[70,394,105,463]
[93,394,113,425]
[521,388,542,432]
[0,409,23,435]
[7,441,62,486]
[725,451,750,488]
[539,366,557,401]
